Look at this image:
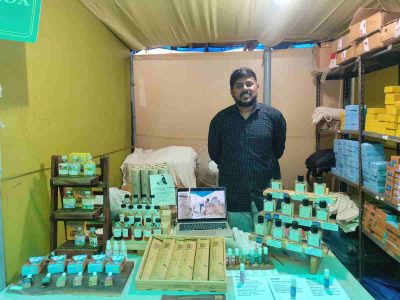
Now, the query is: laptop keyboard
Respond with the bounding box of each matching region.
[180,222,227,231]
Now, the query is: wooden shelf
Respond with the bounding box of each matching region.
[52,205,104,221]
[328,172,358,188]
[363,131,400,143]
[54,240,103,257]
[50,175,101,187]
[320,129,359,135]
[362,230,400,264]
[361,186,400,212]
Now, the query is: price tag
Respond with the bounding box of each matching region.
[293,193,306,201]
[271,192,284,199]
[298,219,313,227]
[360,19,367,35]
[363,38,369,52]
[305,247,323,257]
[267,239,282,249]
[286,243,303,253]
[281,215,293,224]
[321,222,339,231]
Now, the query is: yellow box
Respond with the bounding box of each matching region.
[394,101,400,108]
[387,107,400,116]
[365,126,377,132]
[366,114,378,121]
[378,114,387,121]
[386,93,400,102]
[387,129,396,135]
[386,98,395,105]
[385,115,397,122]
[368,108,386,114]
[386,122,399,130]
[386,105,395,110]
[385,86,400,93]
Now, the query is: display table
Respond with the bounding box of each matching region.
[0,249,373,300]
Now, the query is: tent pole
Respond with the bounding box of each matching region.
[263,48,272,105]
[130,52,136,151]
[0,147,6,289]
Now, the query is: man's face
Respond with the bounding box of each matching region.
[230,76,259,107]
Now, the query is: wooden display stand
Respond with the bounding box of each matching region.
[49,155,111,257]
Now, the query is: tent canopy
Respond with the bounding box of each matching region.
[80,0,400,50]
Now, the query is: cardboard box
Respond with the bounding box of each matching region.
[88,254,107,273]
[48,255,68,274]
[381,19,400,43]
[355,32,384,56]
[385,86,400,93]
[391,156,400,164]
[21,256,45,276]
[349,8,400,43]
[67,255,88,274]
[312,42,333,71]
[106,255,126,275]
[336,46,356,64]
[333,33,350,52]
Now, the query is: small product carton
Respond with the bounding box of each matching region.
[21,256,45,276]
[48,255,68,274]
[67,255,88,274]
[88,254,107,273]
[105,255,126,275]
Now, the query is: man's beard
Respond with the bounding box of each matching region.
[234,92,257,107]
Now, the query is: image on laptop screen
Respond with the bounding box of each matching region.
[177,189,226,220]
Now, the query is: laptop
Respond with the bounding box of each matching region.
[175,187,233,237]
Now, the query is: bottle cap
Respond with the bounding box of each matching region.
[291,277,296,286]
[258,215,264,223]
[124,217,129,222]
[302,198,309,206]
[316,177,323,184]
[240,263,245,272]
[141,193,146,197]
[134,217,141,222]
[145,205,151,209]
[235,248,240,256]
[155,218,161,223]
[266,193,273,200]
[121,204,126,208]
[263,247,268,254]
[275,218,282,227]
[311,225,319,234]
[154,205,160,209]
[128,204,134,209]
[115,216,120,222]
[292,221,299,230]
[324,268,330,277]
[242,247,248,255]
[284,222,291,228]
[284,195,291,204]
[297,175,304,182]
[133,194,138,198]
[227,248,232,256]
[146,217,152,222]
[319,200,327,209]
[124,194,130,199]
[137,205,143,209]
[258,247,262,255]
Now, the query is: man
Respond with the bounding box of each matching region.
[208,67,286,232]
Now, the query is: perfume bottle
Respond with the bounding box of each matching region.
[56,272,67,287]
[295,175,307,193]
[127,204,135,225]
[313,177,326,196]
[141,193,148,204]
[316,200,329,221]
[83,154,96,176]
[144,205,152,223]
[21,274,33,289]
[63,190,76,209]
[136,205,143,224]
[270,178,283,190]
[288,221,302,244]
[143,217,153,241]
[89,227,98,248]
[132,194,140,204]
[281,194,294,216]
[249,248,255,265]
[68,155,81,176]
[263,193,276,213]
[113,216,122,241]
[152,205,161,223]
[272,218,284,240]
[227,248,233,267]
[119,204,127,221]
[299,198,312,219]
[58,155,69,176]
[120,240,127,258]
[82,190,95,210]
[123,194,131,204]
[113,240,120,255]
[255,215,268,236]
[133,217,143,241]
[106,240,112,260]
[153,218,162,235]
[73,272,83,287]
[88,272,98,287]
[74,226,86,247]
[257,247,263,265]
[307,225,321,248]
[241,248,248,265]
[41,273,51,288]
[122,217,132,240]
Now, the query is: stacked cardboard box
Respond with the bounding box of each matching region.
[384,86,400,137]
[381,19,400,44]
[384,156,400,209]
[362,142,386,193]
[365,108,386,133]
[332,139,359,183]
[386,220,400,257]
[312,41,335,72]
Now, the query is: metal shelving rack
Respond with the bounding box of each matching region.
[315,43,400,280]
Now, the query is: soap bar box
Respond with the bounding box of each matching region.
[48,255,68,274]
[105,255,126,275]
[21,256,45,276]
[67,255,88,274]
[88,254,106,273]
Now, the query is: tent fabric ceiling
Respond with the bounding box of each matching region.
[80,0,400,50]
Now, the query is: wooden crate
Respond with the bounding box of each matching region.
[135,235,226,292]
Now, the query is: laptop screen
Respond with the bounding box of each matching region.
[177,187,227,221]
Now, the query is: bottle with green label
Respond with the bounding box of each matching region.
[316,200,329,221]
[281,194,294,216]
[307,225,321,248]
[288,221,302,244]
[314,177,326,196]
[68,155,81,176]
[263,193,276,213]
[132,194,140,204]
[272,218,284,240]
[295,175,307,193]
[299,198,312,219]
[58,155,69,176]
[83,155,96,176]
[89,227,98,248]
[82,190,95,210]
[270,179,283,191]
[74,226,86,247]
[63,190,76,209]
[255,215,268,236]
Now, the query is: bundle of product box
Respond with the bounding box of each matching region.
[343,105,361,131]
[332,139,359,183]
[362,142,386,193]
[384,156,400,209]
[363,202,400,257]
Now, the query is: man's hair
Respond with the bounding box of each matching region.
[230,67,257,89]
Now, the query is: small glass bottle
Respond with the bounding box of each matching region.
[307,225,321,248]
[68,155,81,176]
[295,175,307,193]
[133,217,143,241]
[119,203,127,221]
[63,190,76,209]
[153,218,162,235]
[152,205,161,223]
[74,226,85,247]
[127,204,135,225]
[314,176,326,196]
[299,198,312,219]
[82,190,95,210]
[144,205,152,223]
[122,217,132,240]
[132,194,140,204]
[123,194,131,205]
[249,248,255,265]
[106,240,112,260]
[316,200,329,221]
[113,217,122,241]
[272,218,284,240]
[255,215,268,236]
[270,178,283,190]
[136,205,143,225]
[89,227,98,248]
[227,248,233,267]
[141,193,148,204]
[281,194,294,216]
[120,240,127,258]
[58,155,69,176]
[288,221,302,244]
[257,247,263,265]
[263,247,269,264]
[241,248,248,265]
[234,248,240,265]
[83,154,96,176]
[263,193,276,213]
[143,217,153,241]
